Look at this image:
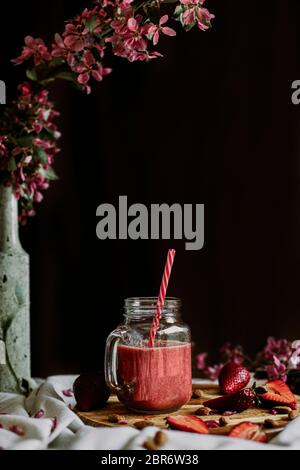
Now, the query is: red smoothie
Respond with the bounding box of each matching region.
[117,342,192,412]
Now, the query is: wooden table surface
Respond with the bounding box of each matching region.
[76,383,300,441]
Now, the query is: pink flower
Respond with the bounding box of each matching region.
[179,0,214,31]
[288,340,300,369]
[0,137,8,157]
[125,17,148,51]
[261,337,292,364]
[205,363,224,381]
[220,342,245,364]
[63,23,89,52]
[265,355,287,382]
[13,36,51,66]
[76,51,111,91]
[182,9,196,27]
[147,15,176,46]
[62,389,74,398]
[196,7,215,31]
[196,352,207,370]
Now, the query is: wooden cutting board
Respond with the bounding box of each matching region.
[76,383,300,441]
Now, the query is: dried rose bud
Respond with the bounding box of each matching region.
[9,425,25,436]
[205,420,220,429]
[108,414,126,424]
[118,419,128,425]
[34,410,45,419]
[51,416,58,432]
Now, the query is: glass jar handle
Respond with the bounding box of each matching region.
[105,332,121,393]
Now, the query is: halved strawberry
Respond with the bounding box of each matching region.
[219,362,251,394]
[203,388,256,413]
[256,380,297,410]
[228,422,267,442]
[166,415,209,434]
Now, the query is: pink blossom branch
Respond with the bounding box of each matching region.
[1,0,214,222]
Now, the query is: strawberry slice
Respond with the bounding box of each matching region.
[256,380,297,410]
[228,422,267,442]
[166,415,209,434]
[203,388,256,413]
[219,362,251,394]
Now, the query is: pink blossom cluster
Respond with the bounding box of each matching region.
[260,337,300,381]
[0,82,60,223]
[3,0,213,223]
[175,0,215,31]
[196,342,246,381]
[13,0,213,94]
[195,337,300,383]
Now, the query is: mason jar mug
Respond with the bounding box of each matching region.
[105,297,192,414]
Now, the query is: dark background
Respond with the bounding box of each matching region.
[1,0,300,377]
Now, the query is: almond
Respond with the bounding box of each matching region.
[192,389,203,398]
[288,410,299,421]
[154,431,168,447]
[264,418,288,428]
[134,420,152,430]
[219,416,230,426]
[143,439,159,451]
[195,406,211,416]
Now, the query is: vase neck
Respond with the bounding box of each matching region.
[0,186,21,251]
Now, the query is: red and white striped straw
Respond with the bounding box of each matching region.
[148,249,176,347]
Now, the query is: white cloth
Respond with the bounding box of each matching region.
[0,375,299,450]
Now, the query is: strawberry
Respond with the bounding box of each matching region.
[256,380,297,410]
[166,415,209,434]
[218,361,251,394]
[203,388,256,413]
[228,422,267,442]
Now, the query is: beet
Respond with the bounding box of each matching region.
[73,371,110,412]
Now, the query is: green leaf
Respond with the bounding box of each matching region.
[7,158,16,172]
[35,147,48,164]
[49,57,65,69]
[26,68,38,81]
[17,135,33,147]
[40,127,55,139]
[86,15,97,33]
[184,21,196,32]
[40,166,58,181]
[55,71,77,83]
[174,5,183,16]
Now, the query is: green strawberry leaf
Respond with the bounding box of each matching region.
[35,147,48,164]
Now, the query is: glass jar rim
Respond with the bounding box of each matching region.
[125,297,181,308]
[124,297,181,318]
